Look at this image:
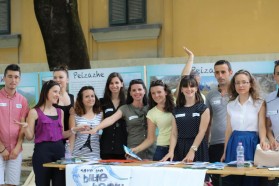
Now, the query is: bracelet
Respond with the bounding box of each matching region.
[190,145,198,152]
[71,127,76,134]
[0,147,6,153]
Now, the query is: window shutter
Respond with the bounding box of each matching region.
[128,0,146,24]
[109,0,127,26]
[0,0,10,34]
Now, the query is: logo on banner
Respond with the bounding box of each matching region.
[71,165,130,186]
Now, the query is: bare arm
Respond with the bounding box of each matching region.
[132,118,156,154]
[220,113,232,162]
[9,117,26,160]
[161,116,177,161]
[82,109,123,134]
[174,47,194,98]
[61,110,74,139]
[68,113,76,151]
[258,102,269,150]
[14,109,38,141]
[183,108,210,162]
[266,117,278,150]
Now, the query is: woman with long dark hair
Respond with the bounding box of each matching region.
[99,72,127,159]
[15,80,82,186]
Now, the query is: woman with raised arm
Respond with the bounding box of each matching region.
[173,47,194,99]
[99,72,127,160]
[162,76,210,162]
[83,79,155,160]
[131,80,175,160]
[173,47,206,102]
[53,65,75,140]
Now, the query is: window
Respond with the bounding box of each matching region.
[0,0,10,34]
[109,0,146,26]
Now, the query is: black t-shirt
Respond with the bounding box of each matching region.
[53,93,74,131]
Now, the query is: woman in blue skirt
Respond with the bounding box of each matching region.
[221,69,269,186]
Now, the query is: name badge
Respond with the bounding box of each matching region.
[267,110,278,116]
[192,113,200,117]
[213,100,221,105]
[16,104,22,108]
[129,115,139,120]
[105,108,113,113]
[0,103,7,107]
[175,113,185,118]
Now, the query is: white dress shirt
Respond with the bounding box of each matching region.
[227,96,263,132]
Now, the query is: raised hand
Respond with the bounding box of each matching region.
[183,46,194,57]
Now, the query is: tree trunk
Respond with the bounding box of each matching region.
[34,0,91,70]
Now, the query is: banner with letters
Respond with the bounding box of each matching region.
[66,164,131,186]
[39,66,145,99]
[147,61,275,98]
[68,66,144,99]
[66,164,206,186]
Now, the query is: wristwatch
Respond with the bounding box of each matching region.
[191,145,198,152]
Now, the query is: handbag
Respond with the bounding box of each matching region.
[254,144,279,167]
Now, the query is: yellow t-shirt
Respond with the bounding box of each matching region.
[146,106,173,146]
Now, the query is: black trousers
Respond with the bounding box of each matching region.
[32,140,65,186]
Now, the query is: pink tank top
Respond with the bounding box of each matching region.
[34,108,63,143]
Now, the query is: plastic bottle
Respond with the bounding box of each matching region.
[236,142,245,168]
[65,140,72,163]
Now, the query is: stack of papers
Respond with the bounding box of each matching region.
[227,161,253,167]
[185,162,226,170]
[142,161,181,167]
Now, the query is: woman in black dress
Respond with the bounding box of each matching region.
[163,75,210,162]
[99,72,127,159]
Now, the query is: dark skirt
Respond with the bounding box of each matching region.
[174,137,209,162]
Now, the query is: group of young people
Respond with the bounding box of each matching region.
[1,50,279,186]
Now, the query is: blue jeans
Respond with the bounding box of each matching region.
[153,146,169,161]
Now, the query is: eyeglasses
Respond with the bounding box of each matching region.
[235,81,250,86]
[150,80,165,86]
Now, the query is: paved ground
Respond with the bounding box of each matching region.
[19,143,34,185]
